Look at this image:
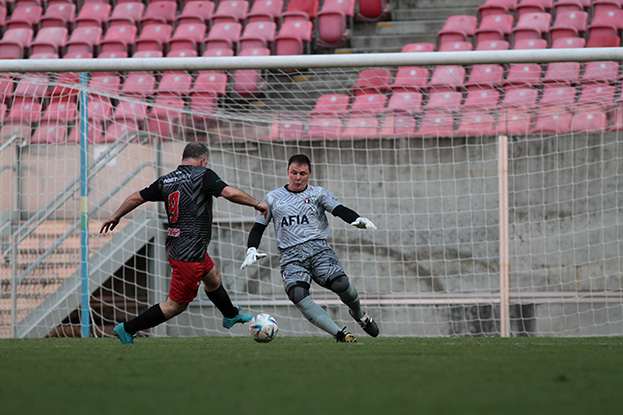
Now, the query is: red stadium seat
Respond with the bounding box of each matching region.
[515,0,554,17]
[315,0,355,48]
[465,64,504,90]
[438,41,473,52]
[512,38,547,49]
[501,86,539,109]
[416,111,455,137]
[204,21,242,51]
[355,0,389,23]
[551,37,586,48]
[140,0,177,26]
[73,3,111,28]
[350,68,391,96]
[246,0,284,23]
[349,93,387,114]
[531,107,572,134]
[609,103,623,132]
[64,26,102,55]
[587,9,623,39]
[175,1,215,26]
[239,21,276,51]
[401,42,435,53]
[211,0,249,24]
[101,120,140,144]
[30,27,67,55]
[475,14,514,43]
[428,65,465,92]
[134,23,173,52]
[6,97,43,124]
[390,67,429,92]
[114,100,149,125]
[581,61,620,84]
[538,84,576,108]
[549,11,588,44]
[592,0,623,15]
[570,108,609,132]
[120,73,155,97]
[149,73,191,140]
[425,90,462,114]
[99,24,138,54]
[511,12,552,42]
[41,98,77,122]
[304,115,343,139]
[505,63,542,87]
[270,119,305,141]
[14,73,48,100]
[341,114,379,139]
[274,19,313,55]
[553,0,590,15]
[436,15,478,46]
[0,27,33,59]
[385,91,423,115]
[107,2,145,27]
[168,23,207,52]
[39,2,75,28]
[475,39,509,50]
[167,49,198,58]
[576,83,616,108]
[0,4,6,28]
[463,89,501,112]
[477,0,518,19]
[587,34,621,47]
[6,5,42,30]
[309,94,350,117]
[282,0,319,20]
[456,110,496,136]
[231,47,270,96]
[189,72,227,124]
[30,121,69,144]
[88,75,121,96]
[542,61,581,85]
[498,107,532,135]
[378,112,416,137]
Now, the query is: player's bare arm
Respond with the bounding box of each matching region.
[220,185,268,215]
[100,191,147,233]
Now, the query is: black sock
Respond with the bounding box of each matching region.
[206,284,238,318]
[124,304,167,335]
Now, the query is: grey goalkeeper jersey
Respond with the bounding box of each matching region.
[256,185,341,250]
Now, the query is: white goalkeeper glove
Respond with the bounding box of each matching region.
[240,247,267,270]
[351,217,377,230]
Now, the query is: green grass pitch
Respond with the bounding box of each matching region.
[1,336,622,415]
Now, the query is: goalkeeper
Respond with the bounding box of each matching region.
[241,154,379,342]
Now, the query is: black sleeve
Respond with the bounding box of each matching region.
[139,180,163,202]
[247,222,267,248]
[202,168,228,197]
[331,205,359,224]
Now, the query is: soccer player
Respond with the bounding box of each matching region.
[100,142,267,345]
[240,154,379,342]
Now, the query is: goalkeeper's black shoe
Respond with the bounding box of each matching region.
[335,327,357,343]
[349,310,380,337]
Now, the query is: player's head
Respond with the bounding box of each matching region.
[182,142,209,167]
[287,154,311,192]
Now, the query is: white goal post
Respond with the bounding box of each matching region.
[1,47,623,338]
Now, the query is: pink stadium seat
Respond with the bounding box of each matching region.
[570,108,609,132]
[549,11,588,44]
[0,75,14,103]
[167,49,198,58]
[0,27,33,59]
[581,61,620,84]
[168,23,207,52]
[304,115,343,139]
[587,9,623,38]
[551,37,586,48]
[120,73,156,97]
[512,38,547,49]
[498,107,531,135]
[385,91,423,115]
[390,66,429,92]
[511,12,552,41]
[416,111,455,137]
[270,119,304,141]
[6,5,42,30]
[438,41,473,52]
[576,83,616,107]
[87,96,113,123]
[39,2,75,28]
[107,2,145,27]
[531,107,572,134]
[587,34,621,47]
[456,110,496,136]
[29,27,67,55]
[73,3,111,28]
[134,23,173,52]
[6,97,43,124]
[401,42,435,53]
[504,63,542,87]
[149,74,191,140]
[475,14,514,42]
[355,0,389,22]
[156,73,192,96]
[140,0,177,26]
[282,0,319,20]
[350,68,391,96]
[428,65,465,92]
[189,72,227,124]
[14,73,48,99]
[231,47,270,96]
[67,121,105,145]
[0,4,6,28]
[436,15,478,46]
[41,98,77,122]
[114,100,149,125]
[64,26,102,55]
[239,21,276,51]
[309,94,350,117]
[500,86,539,109]
[425,91,462,114]
[542,61,581,85]
[475,39,509,50]
[30,121,69,144]
[609,103,623,131]
[378,112,416,137]
[477,0,518,19]
[89,75,121,96]
[132,50,163,58]
[47,72,79,100]
[538,84,577,108]
[175,1,215,26]
[553,0,590,14]
[101,120,140,144]
[462,89,501,112]
[465,64,504,90]
[204,21,242,51]
[211,0,249,24]
[246,0,284,23]
[592,0,623,15]
[349,93,387,114]
[99,24,138,54]
[341,114,379,139]
[274,19,313,55]
[515,0,554,17]
[315,0,356,48]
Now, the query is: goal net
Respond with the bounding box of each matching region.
[1,48,623,339]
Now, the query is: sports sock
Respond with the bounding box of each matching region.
[206,284,239,318]
[124,304,167,335]
[296,296,341,336]
[338,283,363,319]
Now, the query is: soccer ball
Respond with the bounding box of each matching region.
[248,313,279,343]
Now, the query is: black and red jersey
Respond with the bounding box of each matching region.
[140,165,227,262]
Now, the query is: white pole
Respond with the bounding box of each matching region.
[498,135,510,337]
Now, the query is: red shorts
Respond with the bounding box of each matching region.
[168,253,215,304]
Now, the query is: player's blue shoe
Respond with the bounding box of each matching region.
[113,323,135,345]
[222,307,252,329]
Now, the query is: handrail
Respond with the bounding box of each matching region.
[0,135,25,155]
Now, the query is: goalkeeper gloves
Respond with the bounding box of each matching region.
[240,247,267,270]
[351,217,377,230]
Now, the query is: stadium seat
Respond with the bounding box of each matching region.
[498,107,532,135]
[586,34,621,47]
[175,1,215,26]
[531,107,572,134]
[424,90,462,114]
[551,37,586,48]
[148,73,191,140]
[6,5,42,30]
[0,27,33,59]
[428,65,465,92]
[282,0,319,20]
[211,0,249,24]
[512,38,547,49]
[401,42,435,53]
[107,2,145,27]
[438,41,473,52]
[350,68,391,96]
[114,100,149,126]
[580,61,620,84]
[99,24,138,54]
[120,73,156,97]
[570,108,609,132]
[592,0,623,15]
[390,66,429,92]
[30,121,69,144]
[304,115,343,139]
[436,15,478,47]
[64,26,102,56]
[246,0,284,23]
[549,11,588,44]
[13,73,48,100]
[73,3,111,28]
[39,2,75,28]
[134,23,173,52]
[29,27,67,55]
[188,72,227,124]
[0,4,6,28]
[462,89,501,112]
[477,0,518,19]
[87,96,113,124]
[474,14,514,43]
[47,72,79,100]
[416,111,455,137]
[348,93,387,114]
[552,0,590,14]
[204,21,242,51]
[510,12,552,42]
[538,84,577,108]
[167,49,198,58]
[309,94,350,117]
[239,21,276,51]
[101,120,140,144]
[515,0,554,17]
[500,86,539,109]
[378,111,416,137]
[465,64,504,90]
[274,19,313,55]
[609,103,623,131]
[132,50,163,58]
[0,75,14,104]
[385,91,423,115]
[456,110,496,136]
[576,83,616,108]
[355,0,389,22]
[341,114,379,139]
[504,63,542,87]
[168,23,207,53]
[6,96,44,125]
[140,1,177,26]
[542,61,581,85]
[270,119,305,141]
[587,9,623,39]
[41,98,77,123]
[89,75,122,97]
[315,0,356,48]
[231,47,270,96]
[475,39,509,50]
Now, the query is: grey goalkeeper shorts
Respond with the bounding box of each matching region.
[279,239,346,291]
